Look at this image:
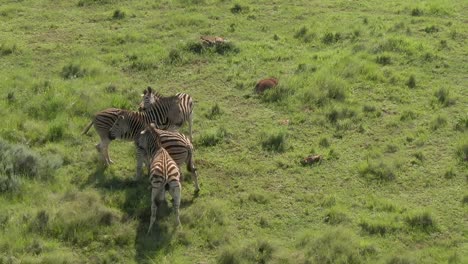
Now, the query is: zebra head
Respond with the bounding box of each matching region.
[138,86,161,111]
[137,123,162,154]
[109,114,130,140]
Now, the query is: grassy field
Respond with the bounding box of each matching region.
[1,0,467,263]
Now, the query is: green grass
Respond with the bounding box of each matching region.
[1,0,467,263]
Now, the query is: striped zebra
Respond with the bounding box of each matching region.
[136,123,199,192]
[146,136,181,234]
[139,87,194,141]
[82,92,181,166]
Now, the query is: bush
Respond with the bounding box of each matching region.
[185,41,204,54]
[359,160,396,182]
[112,9,125,19]
[406,75,416,88]
[297,228,365,264]
[430,115,447,130]
[405,211,436,232]
[61,63,88,79]
[322,32,341,44]
[319,137,330,148]
[434,87,455,107]
[218,240,275,264]
[197,127,228,147]
[400,110,417,121]
[376,55,392,65]
[260,85,294,103]
[359,219,398,235]
[167,49,182,64]
[454,116,468,132]
[411,8,423,16]
[261,130,287,152]
[205,103,222,120]
[231,3,248,14]
[0,139,63,182]
[214,42,239,55]
[324,207,349,225]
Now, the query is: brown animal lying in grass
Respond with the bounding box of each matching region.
[254,77,278,93]
[200,36,225,46]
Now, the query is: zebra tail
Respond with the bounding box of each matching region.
[187,148,195,173]
[82,121,94,135]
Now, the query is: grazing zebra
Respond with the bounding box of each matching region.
[136,123,200,192]
[82,92,181,166]
[139,87,194,141]
[147,136,181,234]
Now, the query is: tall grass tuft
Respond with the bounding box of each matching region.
[261,129,287,152]
[455,142,468,164]
[112,9,125,19]
[205,103,223,120]
[0,43,17,56]
[406,75,416,88]
[434,87,455,107]
[430,115,447,130]
[218,240,275,264]
[197,127,228,147]
[405,211,436,232]
[297,227,366,264]
[61,63,88,79]
[260,84,294,103]
[359,160,396,182]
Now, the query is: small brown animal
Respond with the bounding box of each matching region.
[300,155,322,166]
[254,77,278,93]
[200,36,225,46]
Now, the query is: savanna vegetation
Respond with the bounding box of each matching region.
[0,0,467,263]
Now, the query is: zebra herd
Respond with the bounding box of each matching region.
[82,87,197,233]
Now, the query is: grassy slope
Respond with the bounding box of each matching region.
[0,0,467,263]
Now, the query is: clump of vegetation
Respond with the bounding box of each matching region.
[400,110,417,121]
[46,120,66,142]
[197,127,228,147]
[406,75,416,88]
[386,255,416,264]
[112,9,125,19]
[326,107,356,124]
[0,43,17,56]
[218,240,275,264]
[424,25,438,34]
[359,160,396,182]
[0,174,21,194]
[376,54,392,65]
[455,142,468,164]
[231,3,249,14]
[454,116,468,132]
[322,32,342,44]
[444,168,456,179]
[260,85,294,103]
[61,63,88,79]
[360,219,399,235]
[0,139,63,181]
[297,228,368,264]
[411,8,423,16]
[385,144,398,153]
[462,195,468,205]
[430,115,447,130]
[324,207,349,225]
[319,137,330,148]
[405,211,436,232]
[294,26,315,43]
[185,41,204,54]
[214,42,239,55]
[248,191,270,204]
[261,129,287,152]
[434,87,455,107]
[166,49,182,64]
[205,103,223,120]
[77,0,111,7]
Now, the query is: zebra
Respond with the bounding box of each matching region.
[110,116,200,191]
[139,86,194,141]
[136,123,200,192]
[146,135,182,234]
[81,91,182,166]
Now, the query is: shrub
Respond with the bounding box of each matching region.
[231,3,248,14]
[326,107,356,124]
[385,144,398,153]
[400,110,417,121]
[430,115,447,130]
[297,228,365,264]
[294,26,308,39]
[185,41,204,54]
[0,139,62,180]
[434,87,455,107]
[454,116,468,132]
[319,137,330,148]
[46,119,66,142]
[360,220,398,235]
[205,103,222,120]
[61,63,88,79]
[0,43,17,56]
[376,55,391,65]
[167,49,182,64]
[316,76,347,102]
[324,207,349,225]
[455,143,468,164]
[424,25,438,33]
[112,9,125,19]
[0,174,21,194]
[214,42,239,55]
[411,8,423,16]
[197,127,228,147]
[260,85,294,103]
[444,168,456,179]
[248,192,269,204]
[218,240,275,264]
[261,130,287,152]
[359,160,396,182]
[406,75,416,88]
[322,32,342,45]
[405,211,436,232]
[462,195,468,205]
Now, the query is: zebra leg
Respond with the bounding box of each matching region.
[147,184,164,235]
[101,139,114,165]
[135,147,144,180]
[192,170,200,194]
[188,113,193,142]
[168,181,181,226]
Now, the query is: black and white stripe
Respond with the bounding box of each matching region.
[147,140,181,234]
[139,87,194,141]
[137,123,199,192]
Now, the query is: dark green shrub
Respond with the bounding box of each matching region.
[231,3,248,14]
[385,144,398,153]
[462,195,468,205]
[455,143,468,164]
[197,127,228,147]
[324,208,349,225]
[411,8,423,16]
[294,26,308,39]
[61,63,88,79]
[260,85,294,103]
[430,115,447,130]
[406,75,416,88]
[360,220,397,235]
[47,121,66,142]
[214,42,239,55]
[218,240,275,264]
[400,110,417,121]
[319,137,330,148]
[434,87,455,107]
[444,168,456,179]
[405,211,436,232]
[167,49,182,64]
[261,130,286,152]
[454,116,468,132]
[424,25,438,33]
[186,41,204,54]
[322,32,341,44]
[376,55,391,65]
[205,104,222,120]
[0,43,17,56]
[112,9,125,19]
[359,161,396,182]
[0,174,21,194]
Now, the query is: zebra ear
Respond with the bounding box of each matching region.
[147,86,153,94]
[140,130,146,135]
[119,115,125,120]
[150,123,157,129]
